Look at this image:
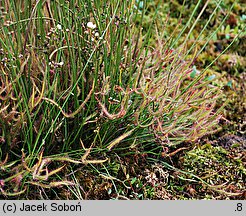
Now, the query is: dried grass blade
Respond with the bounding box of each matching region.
[107,129,135,150]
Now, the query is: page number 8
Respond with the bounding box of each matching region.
[236,203,243,212]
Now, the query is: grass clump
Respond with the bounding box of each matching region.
[0,0,243,199]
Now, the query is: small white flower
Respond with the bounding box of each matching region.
[57,61,64,66]
[87,22,96,29]
[94,32,99,37]
[57,24,62,30]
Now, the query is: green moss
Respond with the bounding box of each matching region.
[179,144,245,196]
